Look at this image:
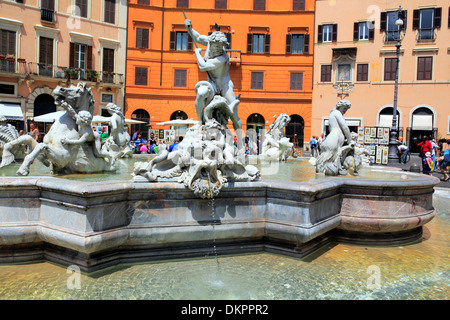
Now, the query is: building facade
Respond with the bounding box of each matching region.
[126,0,314,147]
[0,0,127,136]
[312,0,450,152]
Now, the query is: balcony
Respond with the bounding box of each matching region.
[226,49,241,64]
[41,8,55,23]
[26,63,123,86]
[0,56,27,74]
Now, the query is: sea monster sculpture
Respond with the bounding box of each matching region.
[0,83,116,175]
[313,99,362,176]
[133,18,260,198]
[0,115,25,161]
[261,113,297,161]
[102,103,133,159]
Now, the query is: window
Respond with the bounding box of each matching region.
[354,22,374,41]
[135,67,148,85]
[101,93,114,103]
[177,0,189,8]
[39,37,53,76]
[137,0,150,4]
[318,24,337,43]
[320,65,332,82]
[293,0,305,11]
[247,33,270,54]
[290,72,303,91]
[104,0,116,24]
[0,29,16,56]
[417,56,432,80]
[380,10,407,42]
[75,0,88,18]
[174,69,187,87]
[103,48,115,83]
[251,72,264,90]
[41,0,55,22]
[356,63,369,81]
[286,34,309,54]
[413,8,441,40]
[136,28,149,49]
[254,0,265,11]
[0,83,16,95]
[169,31,193,51]
[384,57,397,81]
[215,0,227,9]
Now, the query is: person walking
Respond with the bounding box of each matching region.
[437,140,450,181]
[310,136,318,157]
[397,137,409,164]
[430,138,439,172]
[418,136,432,173]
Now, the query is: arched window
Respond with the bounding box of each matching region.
[34,94,55,117]
[286,114,304,148]
[131,109,150,140]
[409,106,436,153]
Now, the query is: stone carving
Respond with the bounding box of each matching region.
[0,83,116,175]
[133,19,260,198]
[102,103,133,159]
[314,100,361,176]
[261,113,296,161]
[0,116,25,161]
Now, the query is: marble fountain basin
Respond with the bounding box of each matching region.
[0,158,439,272]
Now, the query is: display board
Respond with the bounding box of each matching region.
[358,126,390,165]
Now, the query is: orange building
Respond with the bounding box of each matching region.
[126,0,314,148]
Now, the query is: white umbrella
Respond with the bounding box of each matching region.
[32,111,66,123]
[156,119,198,126]
[91,116,148,125]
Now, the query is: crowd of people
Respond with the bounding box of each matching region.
[131,130,180,155]
[417,135,450,181]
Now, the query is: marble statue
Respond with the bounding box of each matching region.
[261,113,296,161]
[0,115,25,161]
[185,19,243,150]
[0,83,116,175]
[314,99,361,176]
[102,103,133,158]
[133,19,260,198]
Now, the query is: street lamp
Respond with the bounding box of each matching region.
[388,6,406,163]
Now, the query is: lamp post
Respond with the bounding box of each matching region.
[388,6,405,163]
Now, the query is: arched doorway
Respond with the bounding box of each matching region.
[246,113,265,153]
[170,110,188,137]
[131,109,150,140]
[286,114,304,148]
[33,94,56,139]
[409,106,436,153]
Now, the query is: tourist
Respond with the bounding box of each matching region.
[133,133,144,154]
[310,136,318,157]
[317,133,324,153]
[29,123,39,141]
[397,137,409,164]
[437,139,450,181]
[140,143,148,154]
[423,152,434,175]
[19,130,24,136]
[148,132,157,154]
[159,140,167,152]
[430,138,439,172]
[154,141,159,154]
[169,140,179,152]
[100,127,109,143]
[418,135,432,173]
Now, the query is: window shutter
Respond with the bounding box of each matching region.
[69,43,75,68]
[448,7,450,28]
[353,22,359,41]
[187,33,193,51]
[413,10,420,30]
[380,12,387,31]
[169,31,176,51]
[136,28,142,48]
[143,29,149,48]
[434,7,442,29]
[8,31,15,56]
[226,32,232,49]
[264,34,270,54]
[87,45,93,70]
[317,25,323,43]
[401,10,407,31]
[332,24,338,42]
[285,34,292,54]
[247,33,253,52]
[369,22,375,40]
[303,34,309,54]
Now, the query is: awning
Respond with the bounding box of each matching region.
[412,115,433,131]
[378,114,399,128]
[324,119,361,127]
[0,103,24,120]
[33,111,65,123]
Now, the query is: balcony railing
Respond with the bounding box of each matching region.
[26,63,123,85]
[41,8,55,23]
[226,49,241,63]
[0,56,28,74]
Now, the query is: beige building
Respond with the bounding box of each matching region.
[0,0,127,136]
[312,0,450,153]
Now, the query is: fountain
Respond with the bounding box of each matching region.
[0,20,440,274]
